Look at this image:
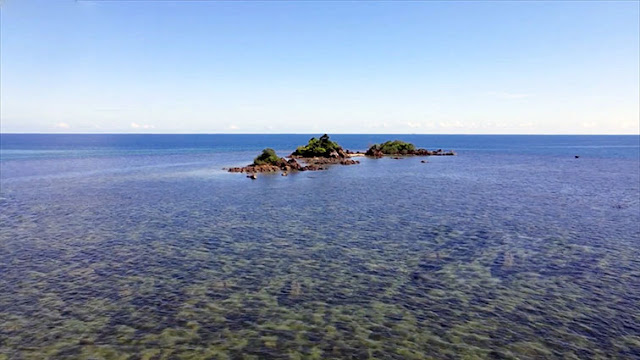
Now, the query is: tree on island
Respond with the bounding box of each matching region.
[253,148,281,165]
[292,134,346,158]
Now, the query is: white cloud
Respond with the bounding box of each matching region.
[55,122,70,128]
[366,122,391,129]
[407,122,422,128]
[581,121,597,128]
[438,121,465,128]
[620,121,638,129]
[227,124,239,130]
[130,122,155,129]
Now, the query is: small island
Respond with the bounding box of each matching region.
[290,134,359,166]
[228,148,305,174]
[228,135,454,177]
[228,135,359,175]
[365,140,456,158]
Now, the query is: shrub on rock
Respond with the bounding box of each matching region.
[366,140,416,155]
[253,148,281,165]
[292,134,345,158]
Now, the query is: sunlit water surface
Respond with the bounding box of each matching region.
[1,135,639,359]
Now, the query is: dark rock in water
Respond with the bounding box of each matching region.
[421,160,427,163]
[287,158,303,171]
[366,148,385,158]
[230,157,305,174]
[575,155,580,158]
[296,156,359,168]
[281,172,287,176]
[302,164,328,171]
[247,174,257,179]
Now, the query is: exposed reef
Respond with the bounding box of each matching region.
[365,140,456,158]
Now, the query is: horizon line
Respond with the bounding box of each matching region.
[1,132,639,136]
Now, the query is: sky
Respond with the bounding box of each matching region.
[0,0,638,134]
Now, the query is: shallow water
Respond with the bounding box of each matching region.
[1,135,639,359]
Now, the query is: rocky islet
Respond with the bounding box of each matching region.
[227,135,454,176]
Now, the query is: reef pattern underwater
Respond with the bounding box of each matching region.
[1,144,639,359]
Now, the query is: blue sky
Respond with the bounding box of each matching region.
[1,0,638,134]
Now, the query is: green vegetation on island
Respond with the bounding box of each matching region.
[292,134,345,158]
[366,140,456,157]
[228,135,360,176]
[367,140,416,155]
[253,148,281,166]
[228,135,454,177]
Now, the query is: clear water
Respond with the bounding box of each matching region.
[1,134,639,359]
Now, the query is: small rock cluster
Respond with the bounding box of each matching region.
[226,135,455,179]
[365,148,456,158]
[228,135,361,177]
[228,158,304,173]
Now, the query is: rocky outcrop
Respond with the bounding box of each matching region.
[229,157,300,173]
[415,149,456,156]
[366,148,385,158]
[229,164,280,173]
[366,140,456,157]
[285,158,303,171]
[227,136,455,178]
[287,134,360,170]
[296,157,360,166]
[228,157,337,174]
[365,147,455,157]
[291,134,349,158]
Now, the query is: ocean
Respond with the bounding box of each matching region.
[1,134,639,359]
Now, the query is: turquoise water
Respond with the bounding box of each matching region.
[1,135,639,359]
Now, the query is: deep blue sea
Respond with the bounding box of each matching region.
[1,134,639,359]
